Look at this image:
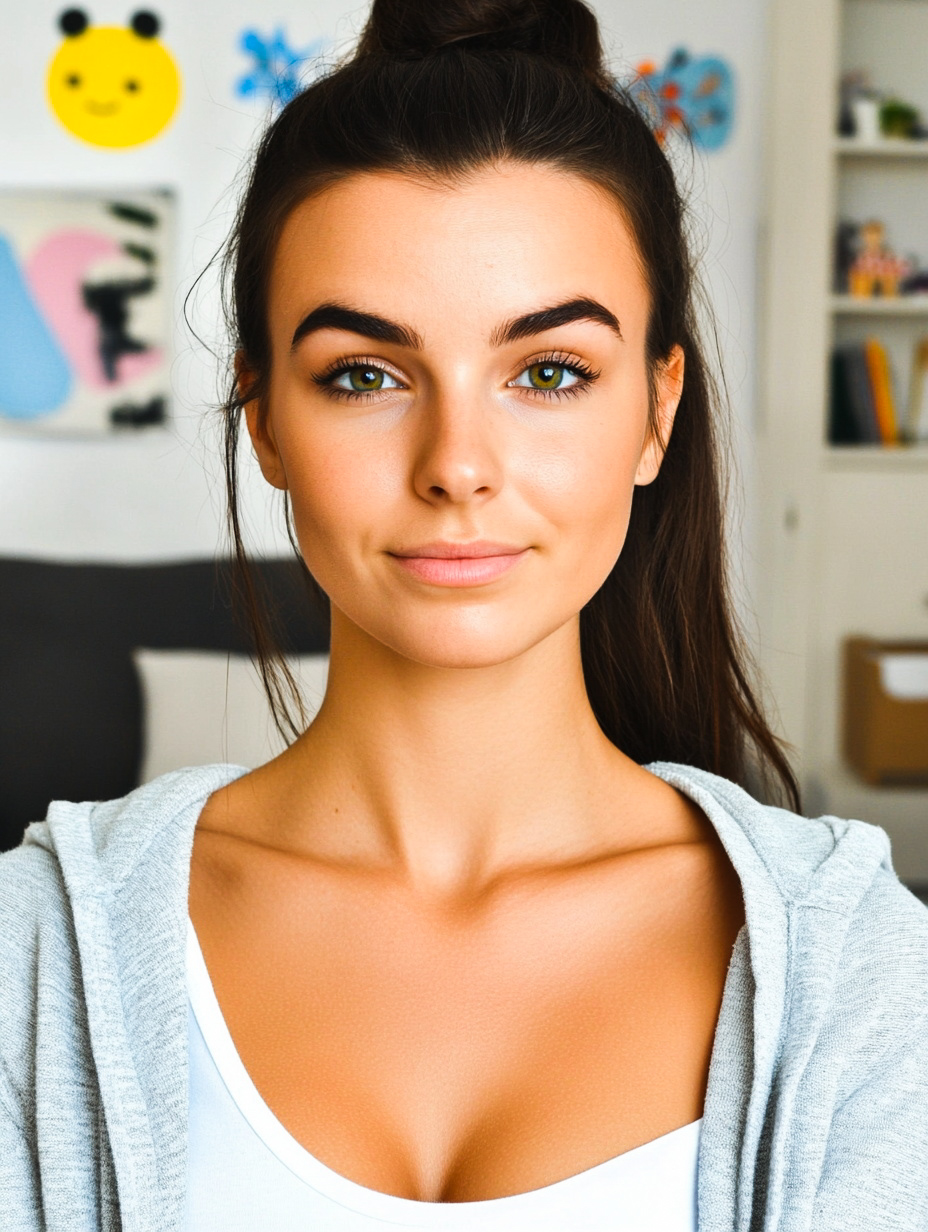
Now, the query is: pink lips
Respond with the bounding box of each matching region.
[389,541,530,586]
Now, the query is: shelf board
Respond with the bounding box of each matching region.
[835,137,928,159]
[831,294,928,315]
[824,444,928,470]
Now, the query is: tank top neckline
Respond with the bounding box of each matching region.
[186,917,702,1224]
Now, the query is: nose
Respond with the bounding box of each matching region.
[411,388,504,507]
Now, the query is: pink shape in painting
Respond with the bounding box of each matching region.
[26,230,161,388]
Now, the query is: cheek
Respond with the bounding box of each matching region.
[542,443,639,601]
[531,383,650,560]
[274,413,401,568]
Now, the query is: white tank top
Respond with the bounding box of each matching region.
[186,921,701,1230]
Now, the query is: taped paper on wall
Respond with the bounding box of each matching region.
[47,9,181,148]
[235,26,328,109]
[0,189,174,435]
[628,48,735,152]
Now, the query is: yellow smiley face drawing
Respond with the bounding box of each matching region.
[47,9,180,148]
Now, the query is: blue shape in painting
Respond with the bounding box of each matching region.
[236,28,327,108]
[0,234,71,418]
[628,49,735,152]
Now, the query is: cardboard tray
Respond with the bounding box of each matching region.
[843,637,928,786]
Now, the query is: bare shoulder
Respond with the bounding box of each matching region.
[189,766,276,913]
[638,761,744,928]
[612,757,741,865]
[192,759,289,858]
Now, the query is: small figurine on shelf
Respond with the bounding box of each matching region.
[848,220,911,298]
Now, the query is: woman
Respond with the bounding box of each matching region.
[2,1,927,1228]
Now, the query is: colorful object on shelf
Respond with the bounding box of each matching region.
[0,190,173,435]
[836,219,927,298]
[847,220,911,298]
[235,27,328,109]
[864,337,899,442]
[627,48,735,152]
[47,10,180,148]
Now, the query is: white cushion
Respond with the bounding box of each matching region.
[133,649,328,782]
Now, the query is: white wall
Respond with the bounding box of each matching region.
[0,0,770,579]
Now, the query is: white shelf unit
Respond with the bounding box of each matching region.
[835,137,928,158]
[758,0,928,878]
[824,443,928,469]
[830,294,928,314]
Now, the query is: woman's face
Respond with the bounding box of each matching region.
[246,163,683,669]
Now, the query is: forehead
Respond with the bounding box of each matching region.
[270,164,648,339]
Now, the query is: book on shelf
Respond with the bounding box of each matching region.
[828,339,899,445]
[907,337,928,443]
[864,338,899,441]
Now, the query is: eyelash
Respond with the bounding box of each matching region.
[512,352,600,400]
[311,352,601,402]
[312,356,406,402]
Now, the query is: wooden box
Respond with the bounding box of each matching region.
[843,637,928,786]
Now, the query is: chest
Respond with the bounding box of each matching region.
[189,843,742,1202]
[186,973,704,1228]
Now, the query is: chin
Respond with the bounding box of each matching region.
[358,608,562,672]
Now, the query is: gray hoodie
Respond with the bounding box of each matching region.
[1,761,927,1232]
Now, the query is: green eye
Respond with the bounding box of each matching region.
[348,367,384,391]
[330,365,402,394]
[512,362,582,392]
[528,363,566,389]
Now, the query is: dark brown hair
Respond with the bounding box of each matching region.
[219,0,800,809]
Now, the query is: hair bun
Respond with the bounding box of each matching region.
[357,0,605,80]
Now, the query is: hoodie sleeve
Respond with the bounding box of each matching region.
[813,1014,928,1230]
[0,1081,41,1232]
[0,843,43,1230]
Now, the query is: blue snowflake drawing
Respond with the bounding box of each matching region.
[236,28,328,108]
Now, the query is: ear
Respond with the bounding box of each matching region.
[59,9,89,36]
[237,352,288,491]
[130,10,160,38]
[634,344,685,486]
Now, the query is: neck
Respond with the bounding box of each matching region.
[259,611,657,897]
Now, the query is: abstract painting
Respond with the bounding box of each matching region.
[0,189,173,434]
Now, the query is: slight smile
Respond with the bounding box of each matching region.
[389,542,530,586]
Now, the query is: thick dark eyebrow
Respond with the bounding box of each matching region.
[492,297,622,346]
[290,302,422,351]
